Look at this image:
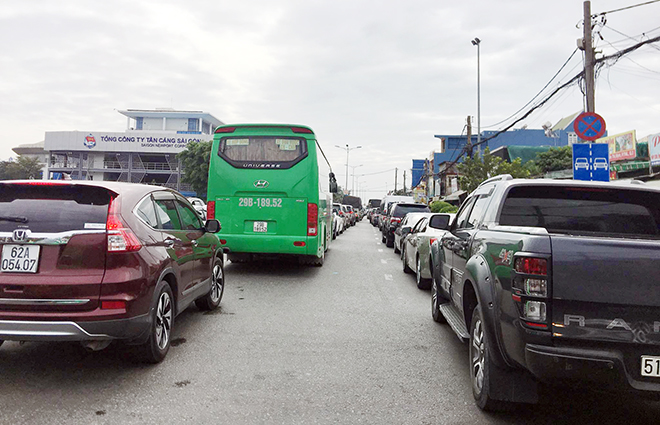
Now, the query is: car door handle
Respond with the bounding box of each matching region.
[164,238,179,247]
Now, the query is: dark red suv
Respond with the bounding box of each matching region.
[0,181,224,362]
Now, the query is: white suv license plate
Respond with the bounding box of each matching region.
[253,221,268,233]
[641,356,660,377]
[1,244,41,273]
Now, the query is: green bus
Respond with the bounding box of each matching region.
[206,124,337,266]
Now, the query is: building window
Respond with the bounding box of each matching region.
[136,117,143,130]
[202,122,211,134]
[188,118,199,132]
[568,132,577,145]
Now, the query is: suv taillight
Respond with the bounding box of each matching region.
[106,198,141,252]
[307,203,318,236]
[207,201,215,219]
[512,255,550,329]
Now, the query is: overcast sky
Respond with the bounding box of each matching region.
[1,0,659,198]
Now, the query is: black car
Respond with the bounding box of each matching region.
[381,203,430,248]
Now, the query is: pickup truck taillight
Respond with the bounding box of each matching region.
[512,256,550,329]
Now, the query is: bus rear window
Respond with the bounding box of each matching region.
[499,186,660,238]
[219,137,308,169]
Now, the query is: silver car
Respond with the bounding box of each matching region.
[402,213,455,289]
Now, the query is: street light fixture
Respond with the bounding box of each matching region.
[335,144,362,192]
[471,37,481,151]
[350,164,363,194]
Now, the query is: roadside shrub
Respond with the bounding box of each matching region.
[430,201,458,214]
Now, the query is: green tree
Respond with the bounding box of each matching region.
[429,200,458,213]
[0,156,42,180]
[535,146,572,173]
[457,148,531,193]
[177,140,212,197]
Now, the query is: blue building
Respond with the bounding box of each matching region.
[433,112,580,164]
[412,112,583,199]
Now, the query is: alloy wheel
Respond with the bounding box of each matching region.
[471,317,486,394]
[155,291,172,350]
[210,263,224,303]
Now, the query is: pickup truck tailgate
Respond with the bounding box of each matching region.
[551,235,660,345]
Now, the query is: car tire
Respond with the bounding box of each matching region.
[431,277,447,323]
[416,256,431,290]
[137,283,174,364]
[393,241,400,254]
[381,233,386,243]
[402,247,412,274]
[385,234,394,248]
[195,257,225,311]
[469,305,514,411]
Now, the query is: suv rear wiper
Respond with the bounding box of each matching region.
[0,216,28,223]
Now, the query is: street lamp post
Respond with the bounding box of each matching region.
[335,144,362,193]
[471,37,481,151]
[350,164,363,194]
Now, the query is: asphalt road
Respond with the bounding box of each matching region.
[0,220,659,424]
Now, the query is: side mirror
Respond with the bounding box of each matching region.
[205,219,221,233]
[329,172,338,193]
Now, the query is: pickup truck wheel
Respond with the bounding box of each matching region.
[416,256,431,290]
[402,247,413,274]
[431,278,447,323]
[469,305,513,411]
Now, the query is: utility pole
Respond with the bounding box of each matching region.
[394,168,398,192]
[582,1,596,112]
[403,171,406,194]
[466,116,473,158]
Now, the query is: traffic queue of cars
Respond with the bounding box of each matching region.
[332,203,361,239]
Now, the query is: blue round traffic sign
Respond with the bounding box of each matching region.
[573,112,606,141]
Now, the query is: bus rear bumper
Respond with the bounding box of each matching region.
[221,235,320,256]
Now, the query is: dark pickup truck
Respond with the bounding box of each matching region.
[430,175,660,411]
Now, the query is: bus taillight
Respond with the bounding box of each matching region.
[214,126,236,134]
[307,203,318,236]
[291,127,313,134]
[207,201,216,219]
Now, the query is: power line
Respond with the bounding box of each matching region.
[594,0,660,16]
[483,48,580,129]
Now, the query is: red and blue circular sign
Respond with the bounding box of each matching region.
[573,112,606,141]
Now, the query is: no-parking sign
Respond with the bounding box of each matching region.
[573,112,606,141]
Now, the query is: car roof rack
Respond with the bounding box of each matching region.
[477,174,513,188]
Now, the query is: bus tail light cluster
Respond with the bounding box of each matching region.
[307,203,318,236]
[512,255,550,329]
[214,126,236,134]
[207,201,215,220]
[106,197,141,253]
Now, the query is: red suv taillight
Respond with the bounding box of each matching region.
[512,255,550,329]
[207,201,215,219]
[106,198,141,252]
[307,203,318,236]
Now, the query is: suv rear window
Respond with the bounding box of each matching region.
[0,184,110,233]
[499,186,660,238]
[392,204,430,218]
[219,136,308,169]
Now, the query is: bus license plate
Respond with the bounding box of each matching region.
[253,222,268,233]
[1,245,41,273]
[641,356,660,377]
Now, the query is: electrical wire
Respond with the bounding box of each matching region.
[483,48,580,129]
[593,0,660,16]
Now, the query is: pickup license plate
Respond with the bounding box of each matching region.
[1,245,41,273]
[253,221,268,233]
[641,356,660,377]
